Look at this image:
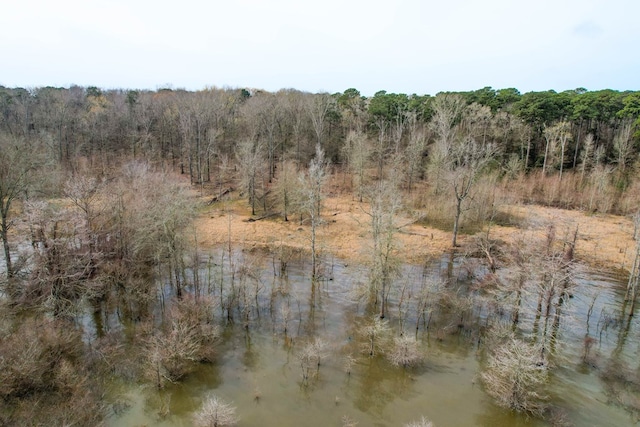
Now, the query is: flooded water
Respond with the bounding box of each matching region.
[104,250,640,426]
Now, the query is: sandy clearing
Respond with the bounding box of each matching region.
[194,192,637,273]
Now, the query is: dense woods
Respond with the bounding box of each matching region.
[1,84,640,426]
[1,85,638,194]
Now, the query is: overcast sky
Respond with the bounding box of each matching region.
[1,0,638,96]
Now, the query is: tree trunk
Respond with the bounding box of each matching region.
[542,138,550,175]
[1,218,13,279]
[452,196,462,247]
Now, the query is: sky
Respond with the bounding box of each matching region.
[1,0,638,96]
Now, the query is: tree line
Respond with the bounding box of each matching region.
[1,84,638,181]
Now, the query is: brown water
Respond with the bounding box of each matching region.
[105,252,640,426]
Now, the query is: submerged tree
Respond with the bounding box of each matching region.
[387,335,423,368]
[481,337,549,416]
[360,315,391,357]
[193,393,238,427]
[366,179,402,318]
[0,134,39,282]
[404,417,435,427]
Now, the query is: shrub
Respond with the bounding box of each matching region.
[193,394,238,427]
[480,338,549,416]
[404,416,434,427]
[387,335,423,368]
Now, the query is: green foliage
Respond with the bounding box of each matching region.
[513,90,571,126]
[86,86,102,98]
[368,91,410,124]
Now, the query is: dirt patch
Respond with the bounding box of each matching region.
[195,193,637,272]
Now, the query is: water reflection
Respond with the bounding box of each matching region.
[104,252,640,426]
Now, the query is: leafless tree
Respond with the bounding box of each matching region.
[430,94,465,150]
[342,130,371,202]
[542,121,571,180]
[297,338,329,385]
[146,296,219,388]
[299,144,328,279]
[448,137,498,247]
[280,89,310,165]
[0,316,105,425]
[0,134,40,281]
[272,159,300,222]
[387,335,423,368]
[242,92,284,181]
[428,94,465,194]
[342,414,359,427]
[235,140,265,216]
[306,92,335,148]
[404,122,427,192]
[579,133,595,185]
[365,179,402,318]
[462,102,492,145]
[404,416,435,427]
[193,393,238,427]
[625,235,640,317]
[360,316,391,357]
[481,337,549,416]
[613,120,634,174]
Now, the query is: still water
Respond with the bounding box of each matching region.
[105,251,639,426]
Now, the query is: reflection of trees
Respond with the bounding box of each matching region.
[599,303,640,418]
[475,401,537,427]
[242,331,260,370]
[352,357,416,417]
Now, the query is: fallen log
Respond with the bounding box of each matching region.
[208,188,233,204]
[245,212,279,222]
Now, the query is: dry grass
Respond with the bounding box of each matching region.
[195,186,636,273]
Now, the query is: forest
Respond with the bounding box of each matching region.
[1,84,640,426]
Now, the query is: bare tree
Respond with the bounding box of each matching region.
[235,140,264,216]
[297,338,328,385]
[193,393,238,427]
[613,120,634,174]
[64,174,106,264]
[428,93,465,195]
[272,159,300,221]
[366,179,402,318]
[404,417,435,427]
[462,102,492,144]
[481,337,549,416]
[306,93,335,148]
[387,335,423,368]
[430,94,465,149]
[280,89,309,165]
[625,234,640,317]
[342,130,371,202]
[299,144,328,279]
[542,121,571,180]
[360,315,391,357]
[579,133,595,185]
[0,134,39,281]
[242,92,284,181]
[146,296,219,388]
[449,137,498,247]
[24,200,95,318]
[404,121,427,192]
